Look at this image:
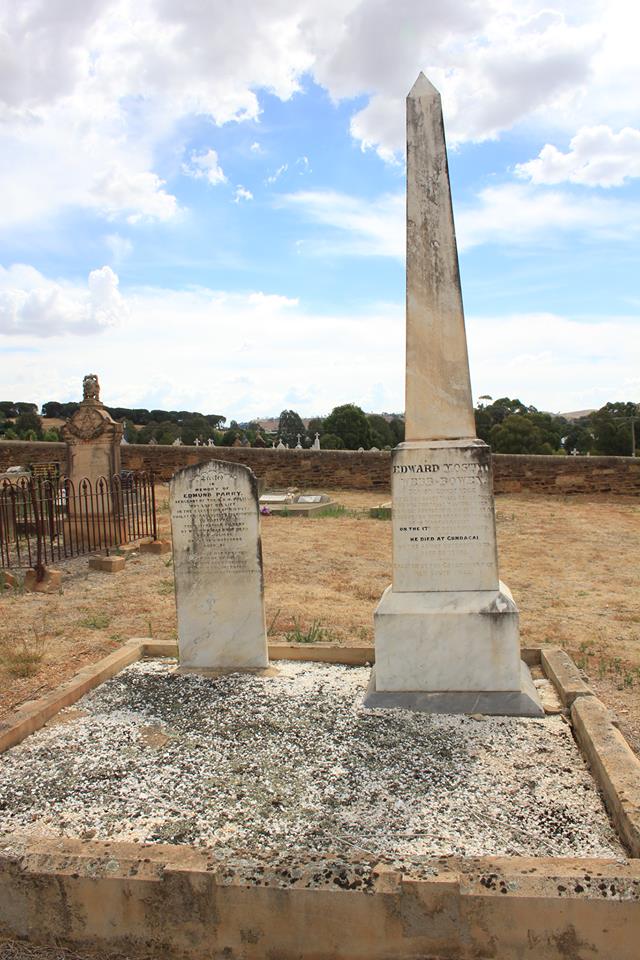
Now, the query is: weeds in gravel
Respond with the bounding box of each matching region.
[79,612,111,630]
[284,618,335,644]
[157,578,174,595]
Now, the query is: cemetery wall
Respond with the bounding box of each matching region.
[1,440,640,495]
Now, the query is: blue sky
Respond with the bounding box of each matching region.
[0,0,638,421]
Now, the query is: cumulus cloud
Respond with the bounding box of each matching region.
[234,186,253,203]
[91,165,178,223]
[515,126,640,187]
[0,264,127,337]
[182,148,227,186]
[0,0,622,220]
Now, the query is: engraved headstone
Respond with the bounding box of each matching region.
[366,75,542,717]
[170,460,268,670]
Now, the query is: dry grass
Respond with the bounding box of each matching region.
[1,484,639,751]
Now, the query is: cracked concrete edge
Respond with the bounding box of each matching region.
[0,837,639,960]
[542,648,593,706]
[571,695,640,859]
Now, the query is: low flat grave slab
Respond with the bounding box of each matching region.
[0,659,624,875]
[260,491,336,515]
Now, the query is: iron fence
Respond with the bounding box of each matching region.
[0,471,157,576]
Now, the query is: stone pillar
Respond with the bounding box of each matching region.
[61,375,123,487]
[366,76,542,717]
[60,375,125,538]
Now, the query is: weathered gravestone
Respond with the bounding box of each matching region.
[169,460,268,670]
[365,74,542,716]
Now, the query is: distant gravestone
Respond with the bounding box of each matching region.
[169,460,268,670]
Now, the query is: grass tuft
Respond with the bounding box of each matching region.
[283,618,335,644]
[0,620,47,677]
[79,612,111,630]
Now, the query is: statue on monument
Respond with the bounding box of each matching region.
[82,374,100,403]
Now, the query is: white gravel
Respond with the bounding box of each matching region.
[0,658,624,884]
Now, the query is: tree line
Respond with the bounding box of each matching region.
[0,396,638,456]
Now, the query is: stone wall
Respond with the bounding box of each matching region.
[1,440,639,495]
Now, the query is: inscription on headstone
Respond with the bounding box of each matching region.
[170,460,268,669]
[393,443,498,593]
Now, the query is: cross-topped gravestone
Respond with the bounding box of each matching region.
[365,75,542,716]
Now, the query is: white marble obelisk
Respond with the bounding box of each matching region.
[366,74,542,716]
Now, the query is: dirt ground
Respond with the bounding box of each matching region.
[1,486,639,754]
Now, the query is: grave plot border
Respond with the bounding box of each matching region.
[0,641,639,960]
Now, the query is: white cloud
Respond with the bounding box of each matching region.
[234,185,253,203]
[91,165,178,223]
[281,181,640,257]
[279,190,403,257]
[467,311,640,411]
[515,126,640,187]
[0,264,127,337]
[250,142,263,154]
[1,276,637,417]
[266,163,288,185]
[182,148,227,186]
[456,183,640,250]
[0,280,404,417]
[0,0,636,227]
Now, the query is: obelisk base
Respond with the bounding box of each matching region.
[363,662,543,717]
[367,583,543,717]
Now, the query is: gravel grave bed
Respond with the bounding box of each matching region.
[0,659,625,887]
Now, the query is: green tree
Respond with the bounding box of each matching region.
[388,417,405,446]
[489,415,554,454]
[323,404,372,450]
[41,401,79,419]
[15,411,42,439]
[366,414,394,448]
[590,402,639,456]
[475,397,533,442]
[278,409,306,447]
[561,421,594,455]
[306,417,325,442]
[123,420,138,443]
[42,428,60,442]
[320,433,345,449]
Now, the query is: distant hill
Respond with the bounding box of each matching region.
[558,409,596,421]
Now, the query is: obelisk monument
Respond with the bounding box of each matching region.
[366,74,542,716]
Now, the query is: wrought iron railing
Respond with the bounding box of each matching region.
[0,472,157,576]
